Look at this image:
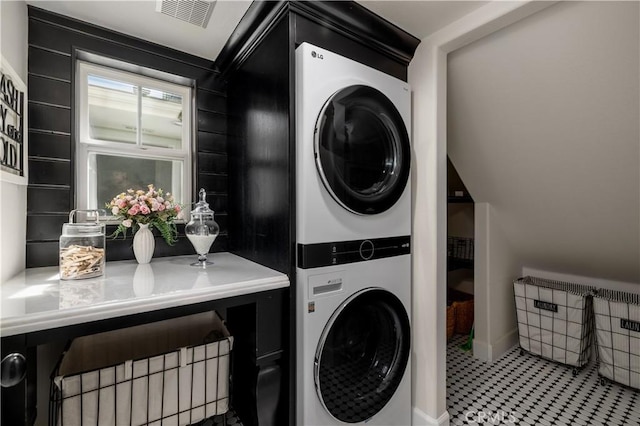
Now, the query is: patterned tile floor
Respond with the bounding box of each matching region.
[447,335,640,425]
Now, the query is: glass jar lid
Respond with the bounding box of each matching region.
[61,210,105,236]
[190,188,214,216]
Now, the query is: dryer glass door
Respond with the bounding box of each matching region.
[315,288,410,423]
[315,85,410,215]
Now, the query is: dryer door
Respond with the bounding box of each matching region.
[314,288,410,423]
[314,85,410,215]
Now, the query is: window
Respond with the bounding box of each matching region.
[76,61,192,212]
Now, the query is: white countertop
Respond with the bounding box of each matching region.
[0,253,289,337]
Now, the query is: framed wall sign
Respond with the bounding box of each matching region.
[1,56,28,185]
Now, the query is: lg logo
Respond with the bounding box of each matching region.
[311,51,324,60]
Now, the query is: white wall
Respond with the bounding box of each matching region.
[410,38,449,425]
[473,203,521,362]
[0,0,28,284]
[409,2,564,424]
[448,1,640,285]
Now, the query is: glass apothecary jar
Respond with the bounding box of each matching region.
[59,210,106,280]
[185,188,219,267]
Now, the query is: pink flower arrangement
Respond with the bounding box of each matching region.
[107,184,182,245]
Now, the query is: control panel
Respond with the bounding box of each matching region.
[297,236,410,269]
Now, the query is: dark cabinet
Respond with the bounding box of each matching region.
[1,288,287,426]
[217,3,419,425]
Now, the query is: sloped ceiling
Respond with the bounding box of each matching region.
[447,1,640,283]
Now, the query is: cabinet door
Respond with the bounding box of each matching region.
[1,335,36,426]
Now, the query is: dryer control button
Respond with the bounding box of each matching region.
[359,240,375,260]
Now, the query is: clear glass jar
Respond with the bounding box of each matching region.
[59,210,106,280]
[185,188,219,267]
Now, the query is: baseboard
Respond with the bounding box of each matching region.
[413,406,450,426]
[472,328,518,362]
[491,328,519,360]
[472,339,491,362]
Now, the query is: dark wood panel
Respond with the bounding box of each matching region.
[0,336,35,426]
[28,46,71,81]
[227,18,292,276]
[198,152,227,173]
[293,14,407,81]
[28,16,73,54]
[198,174,228,194]
[28,131,71,160]
[26,8,229,269]
[26,241,59,267]
[214,213,228,231]
[28,103,71,133]
[215,0,419,77]
[28,75,71,107]
[102,235,229,261]
[198,110,227,133]
[190,193,227,213]
[29,6,215,70]
[27,187,71,213]
[197,131,227,153]
[197,89,226,113]
[29,17,216,83]
[26,214,67,241]
[28,158,71,186]
[289,1,419,67]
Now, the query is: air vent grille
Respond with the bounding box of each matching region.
[156,0,216,28]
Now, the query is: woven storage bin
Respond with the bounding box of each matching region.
[593,290,640,389]
[50,311,233,426]
[454,299,474,335]
[447,304,456,340]
[514,276,596,368]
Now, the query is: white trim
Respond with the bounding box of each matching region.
[75,59,192,210]
[492,328,519,360]
[472,338,491,363]
[413,406,450,426]
[473,328,521,363]
[410,0,558,422]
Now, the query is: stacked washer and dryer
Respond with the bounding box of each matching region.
[295,43,413,426]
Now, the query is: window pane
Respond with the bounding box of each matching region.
[141,87,183,149]
[93,153,183,208]
[88,75,138,144]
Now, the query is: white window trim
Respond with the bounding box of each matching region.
[76,60,192,215]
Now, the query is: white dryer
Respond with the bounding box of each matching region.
[296,255,411,426]
[295,42,411,246]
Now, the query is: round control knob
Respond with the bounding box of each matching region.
[1,353,26,388]
[359,240,375,260]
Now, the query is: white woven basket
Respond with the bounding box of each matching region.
[514,276,595,368]
[50,311,233,426]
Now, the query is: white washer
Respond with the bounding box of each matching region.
[296,42,412,245]
[296,255,411,426]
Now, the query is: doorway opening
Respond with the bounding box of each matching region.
[446,157,474,349]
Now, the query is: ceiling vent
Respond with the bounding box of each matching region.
[156,0,216,29]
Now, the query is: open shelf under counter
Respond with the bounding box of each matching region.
[0,252,290,338]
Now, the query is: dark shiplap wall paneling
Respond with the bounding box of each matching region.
[227,17,292,277]
[26,7,228,267]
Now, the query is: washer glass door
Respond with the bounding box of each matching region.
[315,288,410,423]
[315,85,410,215]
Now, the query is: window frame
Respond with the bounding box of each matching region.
[76,61,193,215]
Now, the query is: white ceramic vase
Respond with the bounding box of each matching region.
[133,223,155,264]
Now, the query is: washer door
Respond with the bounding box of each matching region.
[314,85,410,215]
[314,288,410,423]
